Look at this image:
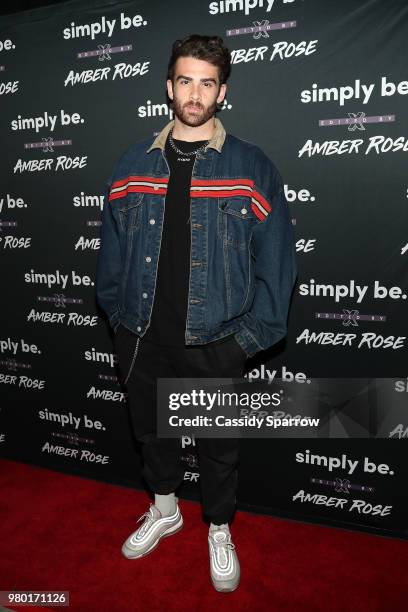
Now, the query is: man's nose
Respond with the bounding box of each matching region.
[189,84,201,100]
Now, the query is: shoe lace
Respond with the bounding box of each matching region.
[136,506,155,537]
[210,532,236,554]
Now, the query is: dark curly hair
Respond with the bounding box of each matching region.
[167,34,231,86]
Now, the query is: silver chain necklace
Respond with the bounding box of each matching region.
[168,128,209,157]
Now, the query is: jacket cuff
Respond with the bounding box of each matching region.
[234,327,262,358]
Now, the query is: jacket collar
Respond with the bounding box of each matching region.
[146,116,226,154]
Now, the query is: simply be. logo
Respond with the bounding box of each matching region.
[73,192,104,209]
[63,12,147,40]
[12,110,85,170]
[138,100,174,120]
[293,451,394,517]
[297,279,406,348]
[0,38,15,52]
[39,408,106,431]
[24,269,94,290]
[299,76,408,147]
[24,272,98,328]
[181,435,196,449]
[0,193,28,213]
[245,364,310,384]
[295,449,395,476]
[284,184,316,204]
[0,337,41,357]
[301,76,408,107]
[298,279,407,304]
[209,0,297,16]
[84,347,118,369]
[62,13,150,85]
[11,109,84,134]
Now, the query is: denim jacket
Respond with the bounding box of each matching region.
[95,117,298,358]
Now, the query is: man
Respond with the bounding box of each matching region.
[96,34,297,592]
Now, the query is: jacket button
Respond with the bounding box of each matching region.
[149,219,155,225]
[145,256,151,262]
[137,326,141,332]
[142,293,148,298]
[241,208,248,214]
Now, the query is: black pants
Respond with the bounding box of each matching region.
[114,324,247,525]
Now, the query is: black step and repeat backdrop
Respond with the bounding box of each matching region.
[1,0,407,539]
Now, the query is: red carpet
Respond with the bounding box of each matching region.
[0,458,407,612]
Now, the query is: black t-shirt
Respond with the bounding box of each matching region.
[142,133,208,346]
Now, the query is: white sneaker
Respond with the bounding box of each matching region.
[208,526,240,592]
[122,499,183,559]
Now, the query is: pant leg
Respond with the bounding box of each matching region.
[176,335,247,525]
[114,325,185,495]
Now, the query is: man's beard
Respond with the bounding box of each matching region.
[172,95,218,128]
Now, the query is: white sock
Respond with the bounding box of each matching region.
[154,492,176,517]
[210,522,229,532]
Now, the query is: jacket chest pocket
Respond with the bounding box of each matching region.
[217,197,254,249]
[117,193,144,233]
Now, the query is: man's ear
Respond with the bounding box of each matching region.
[217,83,227,104]
[167,79,174,101]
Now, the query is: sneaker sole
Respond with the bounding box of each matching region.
[212,582,239,593]
[122,516,184,560]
